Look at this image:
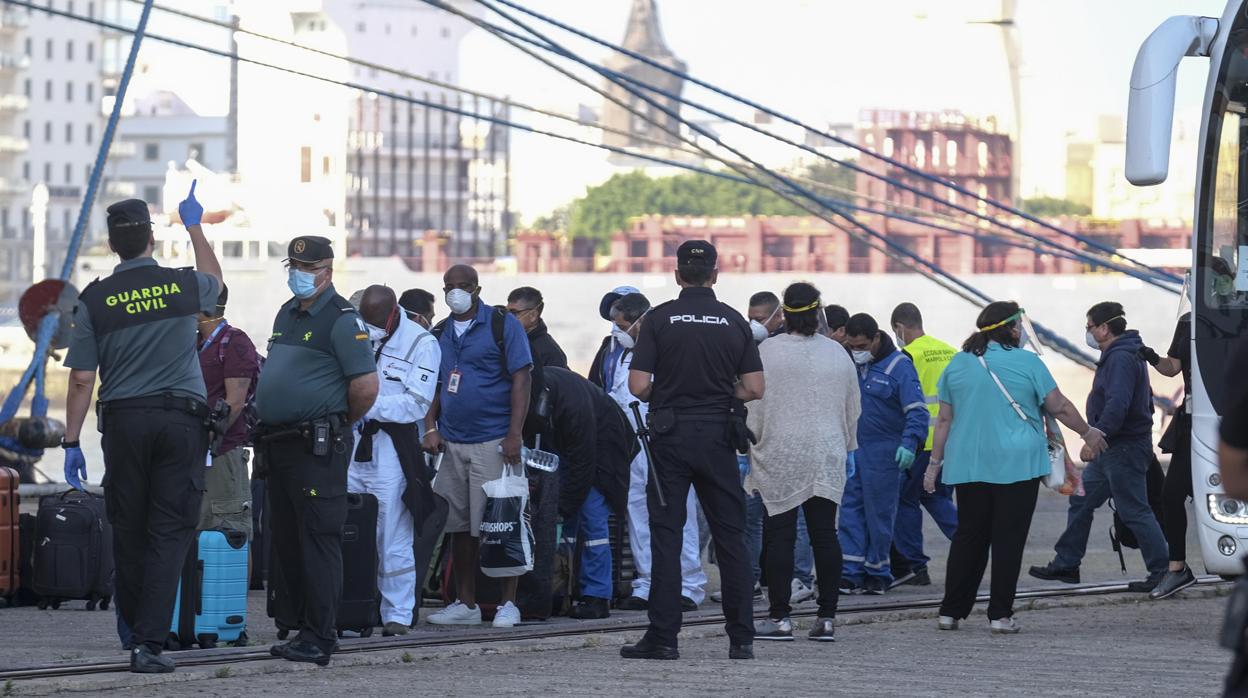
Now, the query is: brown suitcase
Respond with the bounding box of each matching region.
[0,465,19,599]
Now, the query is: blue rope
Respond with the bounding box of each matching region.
[447,0,1101,369]
[483,0,1183,287]
[456,1,1178,293]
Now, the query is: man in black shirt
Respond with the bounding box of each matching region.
[507,286,567,369]
[621,240,764,661]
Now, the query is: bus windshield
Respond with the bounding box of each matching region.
[1196,13,1248,410]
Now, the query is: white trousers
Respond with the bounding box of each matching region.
[627,448,708,603]
[348,436,416,626]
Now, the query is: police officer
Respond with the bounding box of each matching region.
[62,184,222,674]
[254,236,378,666]
[621,240,764,661]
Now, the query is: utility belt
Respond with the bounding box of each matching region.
[254,413,348,458]
[96,393,209,434]
[648,405,756,454]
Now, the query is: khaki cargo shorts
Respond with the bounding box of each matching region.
[199,447,254,538]
[432,439,505,537]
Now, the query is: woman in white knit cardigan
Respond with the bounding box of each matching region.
[745,282,861,643]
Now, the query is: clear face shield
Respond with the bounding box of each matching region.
[980,308,1043,355]
[780,297,827,336]
[1177,271,1192,320]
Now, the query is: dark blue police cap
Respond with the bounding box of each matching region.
[285,236,334,263]
[106,199,151,230]
[677,240,717,268]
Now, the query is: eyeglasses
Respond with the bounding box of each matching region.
[508,306,537,316]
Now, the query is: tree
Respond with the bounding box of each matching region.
[1021,196,1091,217]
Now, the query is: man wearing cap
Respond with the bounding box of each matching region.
[253,236,379,666]
[621,240,764,661]
[592,290,708,614]
[62,185,223,673]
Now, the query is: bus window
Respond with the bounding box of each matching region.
[1205,106,1248,308]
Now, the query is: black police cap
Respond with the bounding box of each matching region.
[285,236,334,263]
[677,239,717,268]
[106,199,151,230]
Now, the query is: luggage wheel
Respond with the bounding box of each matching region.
[99,595,110,611]
[197,634,218,650]
[230,630,249,647]
[36,599,47,610]
[50,600,61,610]
[85,599,97,611]
[359,627,373,638]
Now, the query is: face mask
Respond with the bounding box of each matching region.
[366,323,387,343]
[894,332,906,348]
[446,288,474,315]
[852,350,872,365]
[1084,330,1099,350]
[612,326,635,349]
[288,268,321,300]
[749,320,768,343]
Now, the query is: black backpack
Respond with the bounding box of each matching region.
[1108,453,1166,571]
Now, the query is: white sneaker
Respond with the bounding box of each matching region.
[989,617,1020,635]
[937,615,959,631]
[492,601,521,628]
[791,579,815,604]
[427,601,482,626]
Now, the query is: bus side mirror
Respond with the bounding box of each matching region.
[1125,15,1219,186]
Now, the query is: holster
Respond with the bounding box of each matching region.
[649,407,676,436]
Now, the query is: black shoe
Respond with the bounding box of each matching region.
[1149,566,1197,600]
[616,595,648,611]
[863,577,887,595]
[838,580,863,595]
[729,643,754,660]
[1028,562,1080,584]
[680,596,698,612]
[382,622,410,637]
[620,638,679,660]
[278,640,331,667]
[1127,571,1166,593]
[130,646,175,674]
[570,596,611,620]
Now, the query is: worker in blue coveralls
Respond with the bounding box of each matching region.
[838,313,928,595]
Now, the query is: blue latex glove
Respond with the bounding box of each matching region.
[64,447,87,490]
[895,446,916,471]
[846,451,856,479]
[737,454,750,479]
[178,179,202,227]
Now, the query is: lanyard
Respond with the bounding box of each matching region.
[199,320,228,354]
[449,318,476,369]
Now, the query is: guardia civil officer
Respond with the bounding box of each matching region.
[622,240,764,661]
[254,236,379,666]
[62,184,222,674]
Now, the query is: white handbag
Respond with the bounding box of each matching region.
[978,356,1066,490]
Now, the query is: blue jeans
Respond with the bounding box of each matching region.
[1053,437,1168,575]
[741,455,764,585]
[894,451,958,570]
[575,487,613,599]
[793,510,814,587]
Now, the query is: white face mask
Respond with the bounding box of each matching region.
[1084,330,1099,350]
[894,327,907,348]
[612,326,635,349]
[446,288,474,315]
[852,350,872,365]
[749,320,768,343]
[366,323,387,343]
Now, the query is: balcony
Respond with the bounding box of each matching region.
[0,135,28,154]
[0,10,29,33]
[0,54,29,73]
[0,95,28,113]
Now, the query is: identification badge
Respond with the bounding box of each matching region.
[447,370,462,394]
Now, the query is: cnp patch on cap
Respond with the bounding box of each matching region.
[677,239,717,268]
[106,199,152,230]
[286,236,334,263]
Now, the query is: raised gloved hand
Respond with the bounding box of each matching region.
[64,446,87,490]
[178,179,202,227]
[1137,346,1161,367]
[895,446,916,471]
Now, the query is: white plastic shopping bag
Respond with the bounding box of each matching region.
[478,463,534,578]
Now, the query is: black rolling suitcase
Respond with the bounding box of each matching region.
[516,468,559,620]
[31,490,113,610]
[268,492,381,638]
